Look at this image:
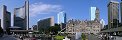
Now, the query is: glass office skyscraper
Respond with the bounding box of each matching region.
[57,11,67,24]
[57,11,67,29]
[108,0,119,28]
[90,7,96,20]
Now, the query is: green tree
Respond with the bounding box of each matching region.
[81,33,86,40]
[0,27,3,33]
[0,26,3,37]
[48,24,61,35]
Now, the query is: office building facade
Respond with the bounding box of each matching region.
[13,0,29,30]
[14,6,26,30]
[108,1,119,29]
[37,17,54,32]
[90,7,96,20]
[1,5,11,30]
[57,11,67,29]
[57,11,67,24]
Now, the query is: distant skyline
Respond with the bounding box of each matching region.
[1,0,121,27]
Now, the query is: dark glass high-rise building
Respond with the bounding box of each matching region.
[1,5,11,30]
[108,1,119,29]
[14,0,29,30]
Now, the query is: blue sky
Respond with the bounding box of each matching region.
[0,0,117,27]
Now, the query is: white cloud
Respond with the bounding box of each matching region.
[29,2,62,17]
